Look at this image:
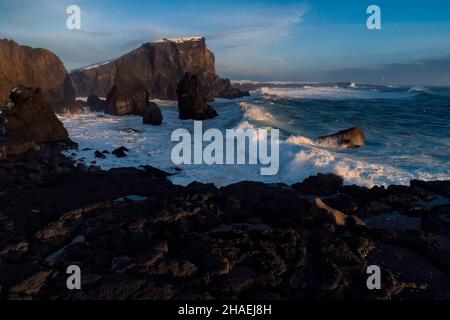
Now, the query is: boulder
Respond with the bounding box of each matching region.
[87,95,107,112]
[315,127,365,148]
[0,39,76,113]
[177,73,218,120]
[0,86,69,143]
[143,102,163,125]
[112,146,129,158]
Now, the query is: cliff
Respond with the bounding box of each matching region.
[70,37,248,100]
[0,39,76,113]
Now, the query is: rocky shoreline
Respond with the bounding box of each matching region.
[0,143,449,300]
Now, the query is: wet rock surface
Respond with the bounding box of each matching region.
[0,147,449,300]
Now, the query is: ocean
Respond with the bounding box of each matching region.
[60,83,450,187]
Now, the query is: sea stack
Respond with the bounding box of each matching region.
[177,73,218,120]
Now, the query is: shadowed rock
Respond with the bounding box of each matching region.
[0,39,76,113]
[0,86,69,144]
[87,95,107,112]
[143,102,163,125]
[315,127,365,148]
[177,73,218,120]
[105,72,150,116]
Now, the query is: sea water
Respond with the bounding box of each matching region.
[60,83,450,187]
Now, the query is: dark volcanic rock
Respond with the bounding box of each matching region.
[142,102,163,125]
[112,146,129,158]
[70,37,248,100]
[87,95,107,112]
[177,73,218,120]
[292,173,344,196]
[0,144,449,301]
[0,86,69,144]
[316,127,365,148]
[0,39,76,113]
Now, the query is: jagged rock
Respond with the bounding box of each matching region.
[0,86,69,143]
[292,173,344,196]
[142,102,163,125]
[315,127,365,148]
[0,39,76,113]
[112,146,129,158]
[177,73,218,120]
[95,150,106,159]
[0,144,449,300]
[87,95,107,112]
[70,37,248,100]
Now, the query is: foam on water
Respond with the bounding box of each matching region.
[60,84,450,188]
[260,86,418,100]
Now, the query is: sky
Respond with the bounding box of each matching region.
[0,0,449,85]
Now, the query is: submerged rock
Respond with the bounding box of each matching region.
[112,146,129,158]
[315,127,365,148]
[177,73,218,120]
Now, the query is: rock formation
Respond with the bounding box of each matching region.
[87,95,107,112]
[105,74,150,116]
[70,37,248,100]
[0,145,449,300]
[177,73,218,120]
[0,86,69,143]
[143,102,163,125]
[0,39,76,113]
[315,127,365,148]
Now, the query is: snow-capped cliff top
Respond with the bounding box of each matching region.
[152,36,204,44]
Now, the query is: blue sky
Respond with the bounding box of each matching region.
[1,0,450,85]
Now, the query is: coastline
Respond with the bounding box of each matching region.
[0,143,449,299]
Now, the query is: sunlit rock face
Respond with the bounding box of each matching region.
[70,37,248,100]
[0,39,76,113]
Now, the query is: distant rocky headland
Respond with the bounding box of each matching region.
[0,37,449,300]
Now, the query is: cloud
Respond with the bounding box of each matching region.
[205,5,308,51]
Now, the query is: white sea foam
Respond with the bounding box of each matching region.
[259,86,417,100]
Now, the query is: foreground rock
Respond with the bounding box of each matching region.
[315,127,365,148]
[70,37,249,100]
[177,73,218,120]
[0,147,448,300]
[0,39,76,113]
[0,86,69,144]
